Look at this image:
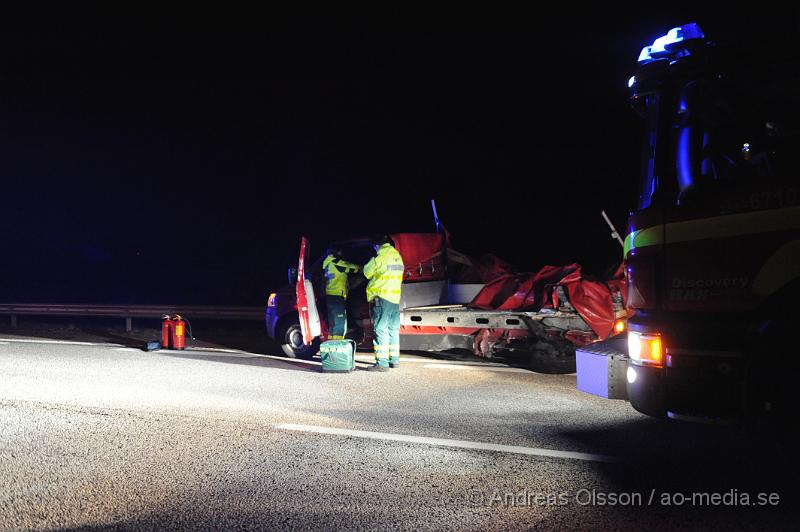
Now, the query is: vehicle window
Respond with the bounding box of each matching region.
[678,72,800,197]
[637,93,660,210]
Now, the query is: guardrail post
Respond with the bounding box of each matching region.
[125,317,132,333]
[11,315,17,328]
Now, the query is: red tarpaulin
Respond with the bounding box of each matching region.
[470,264,580,311]
[559,268,615,339]
[469,262,626,340]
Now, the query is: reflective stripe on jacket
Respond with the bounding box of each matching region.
[363,244,405,304]
[323,255,360,298]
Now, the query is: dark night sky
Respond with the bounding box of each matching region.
[1,4,797,304]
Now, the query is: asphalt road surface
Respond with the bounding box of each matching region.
[0,326,796,530]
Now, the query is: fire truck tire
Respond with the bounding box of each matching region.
[528,339,577,374]
[276,316,319,359]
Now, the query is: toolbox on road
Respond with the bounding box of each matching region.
[320,339,357,373]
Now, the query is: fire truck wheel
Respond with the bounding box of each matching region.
[277,317,319,359]
[528,339,577,374]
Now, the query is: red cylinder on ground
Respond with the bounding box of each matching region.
[161,315,174,349]
[172,315,186,350]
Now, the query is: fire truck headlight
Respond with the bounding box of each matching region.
[627,366,637,384]
[267,293,278,308]
[628,331,663,367]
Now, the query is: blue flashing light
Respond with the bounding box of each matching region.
[677,126,693,192]
[628,75,636,88]
[638,23,704,64]
[678,94,688,114]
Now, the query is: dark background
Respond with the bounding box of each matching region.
[1,4,797,305]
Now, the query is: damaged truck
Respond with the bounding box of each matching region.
[266,220,628,373]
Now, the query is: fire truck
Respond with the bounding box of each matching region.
[577,23,800,427]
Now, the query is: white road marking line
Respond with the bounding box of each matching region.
[251,353,323,366]
[353,355,508,367]
[423,363,530,373]
[113,347,140,352]
[186,347,244,354]
[253,353,377,369]
[0,342,8,345]
[424,360,511,367]
[354,355,428,363]
[274,423,617,463]
[0,338,120,347]
[177,351,371,369]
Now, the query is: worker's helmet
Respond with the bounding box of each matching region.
[327,246,344,258]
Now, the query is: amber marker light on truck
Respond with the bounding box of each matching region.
[628,331,663,366]
[267,293,278,307]
[614,319,626,334]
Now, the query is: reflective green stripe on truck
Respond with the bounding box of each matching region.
[624,206,800,258]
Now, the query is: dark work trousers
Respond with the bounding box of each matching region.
[326,295,347,340]
[370,296,400,366]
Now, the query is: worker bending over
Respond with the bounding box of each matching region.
[323,247,361,340]
[363,235,405,371]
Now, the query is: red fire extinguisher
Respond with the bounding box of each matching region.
[172,314,186,350]
[161,314,174,349]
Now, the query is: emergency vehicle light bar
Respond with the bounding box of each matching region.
[637,23,704,64]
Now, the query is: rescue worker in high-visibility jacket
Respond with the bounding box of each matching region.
[363,235,405,371]
[323,248,361,340]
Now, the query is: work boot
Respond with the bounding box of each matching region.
[367,363,390,372]
[389,358,400,369]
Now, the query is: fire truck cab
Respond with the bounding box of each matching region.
[622,23,800,425]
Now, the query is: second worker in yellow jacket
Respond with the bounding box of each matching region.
[323,247,361,340]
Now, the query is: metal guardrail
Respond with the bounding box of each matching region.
[0,303,264,331]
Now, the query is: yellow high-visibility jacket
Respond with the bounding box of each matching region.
[323,255,360,298]
[363,243,405,304]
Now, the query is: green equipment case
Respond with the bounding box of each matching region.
[320,339,357,373]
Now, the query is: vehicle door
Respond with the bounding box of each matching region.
[296,236,322,344]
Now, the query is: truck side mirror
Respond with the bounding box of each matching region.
[288,267,298,286]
